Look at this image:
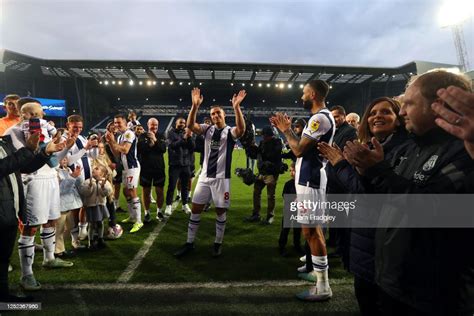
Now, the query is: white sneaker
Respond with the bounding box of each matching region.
[164,205,172,216]
[297,264,308,273]
[299,255,306,263]
[296,285,332,302]
[182,204,192,215]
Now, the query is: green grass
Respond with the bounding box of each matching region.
[7,149,359,314]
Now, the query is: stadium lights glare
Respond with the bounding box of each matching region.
[279,83,285,89]
[99,81,103,85]
[258,83,262,87]
[329,85,333,89]
[161,81,165,85]
[262,100,266,103]
[129,80,134,86]
[188,82,191,85]
[170,81,174,85]
[104,80,109,85]
[139,81,143,85]
[299,84,304,89]
[242,83,245,87]
[146,98,149,101]
[179,82,183,85]
[250,83,254,87]
[438,0,473,27]
[118,81,123,85]
[153,81,157,85]
[288,84,293,88]
[266,83,271,87]
[230,83,234,86]
[147,81,152,86]
[199,82,203,86]
[275,84,279,88]
[117,97,120,101]
[112,81,116,85]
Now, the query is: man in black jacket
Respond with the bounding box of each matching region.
[327,106,358,261]
[0,133,64,302]
[344,70,474,315]
[137,117,167,222]
[244,126,283,224]
[164,117,195,217]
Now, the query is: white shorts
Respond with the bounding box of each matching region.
[122,168,140,189]
[192,177,231,209]
[24,175,61,226]
[295,184,326,225]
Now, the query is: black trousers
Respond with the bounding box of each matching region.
[0,225,17,299]
[354,276,381,316]
[278,217,301,249]
[379,288,429,316]
[166,165,191,205]
[107,201,116,227]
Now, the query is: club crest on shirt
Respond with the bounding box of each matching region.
[422,155,438,172]
[310,120,320,132]
[125,132,132,139]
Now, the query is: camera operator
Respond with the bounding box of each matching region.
[137,118,167,222]
[244,126,283,224]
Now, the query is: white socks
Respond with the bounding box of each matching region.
[215,213,227,244]
[18,235,35,277]
[187,213,201,243]
[40,227,56,261]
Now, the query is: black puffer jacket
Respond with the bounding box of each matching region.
[331,130,408,282]
[166,128,195,167]
[364,128,474,314]
[0,135,50,227]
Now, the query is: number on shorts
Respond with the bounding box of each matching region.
[224,192,230,200]
[127,176,133,184]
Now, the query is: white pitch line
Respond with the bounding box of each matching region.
[116,168,201,283]
[116,222,167,283]
[43,278,353,291]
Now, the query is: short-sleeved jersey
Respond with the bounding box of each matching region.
[118,129,140,170]
[65,134,96,181]
[199,124,237,179]
[295,108,335,189]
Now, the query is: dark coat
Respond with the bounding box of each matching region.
[365,128,474,314]
[0,135,50,227]
[166,128,195,167]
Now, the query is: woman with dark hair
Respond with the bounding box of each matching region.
[317,97,408,316]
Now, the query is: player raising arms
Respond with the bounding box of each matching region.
[174,88,246,258]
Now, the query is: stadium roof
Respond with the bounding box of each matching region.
[2,49,452,88]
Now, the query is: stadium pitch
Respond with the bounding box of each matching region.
[7,149,358,315]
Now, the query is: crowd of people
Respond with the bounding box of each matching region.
[0,68,473,315]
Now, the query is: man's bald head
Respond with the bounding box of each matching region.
[147,117,159,133]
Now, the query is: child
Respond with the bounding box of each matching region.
[56,157,83,256]
[278,163,302,257]
[94,143,123,240]
[79,165,113,249]
[19,102,58,167]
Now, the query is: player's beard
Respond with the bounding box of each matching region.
[302,99,312,110]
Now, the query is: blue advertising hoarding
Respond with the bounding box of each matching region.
[0,94,67,117]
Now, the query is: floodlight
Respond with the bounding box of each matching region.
[439,0,473,27]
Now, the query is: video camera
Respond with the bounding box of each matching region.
[235,168,256,186]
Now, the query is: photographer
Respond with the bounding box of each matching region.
[137,118,167,222]
[244,126,283,224]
